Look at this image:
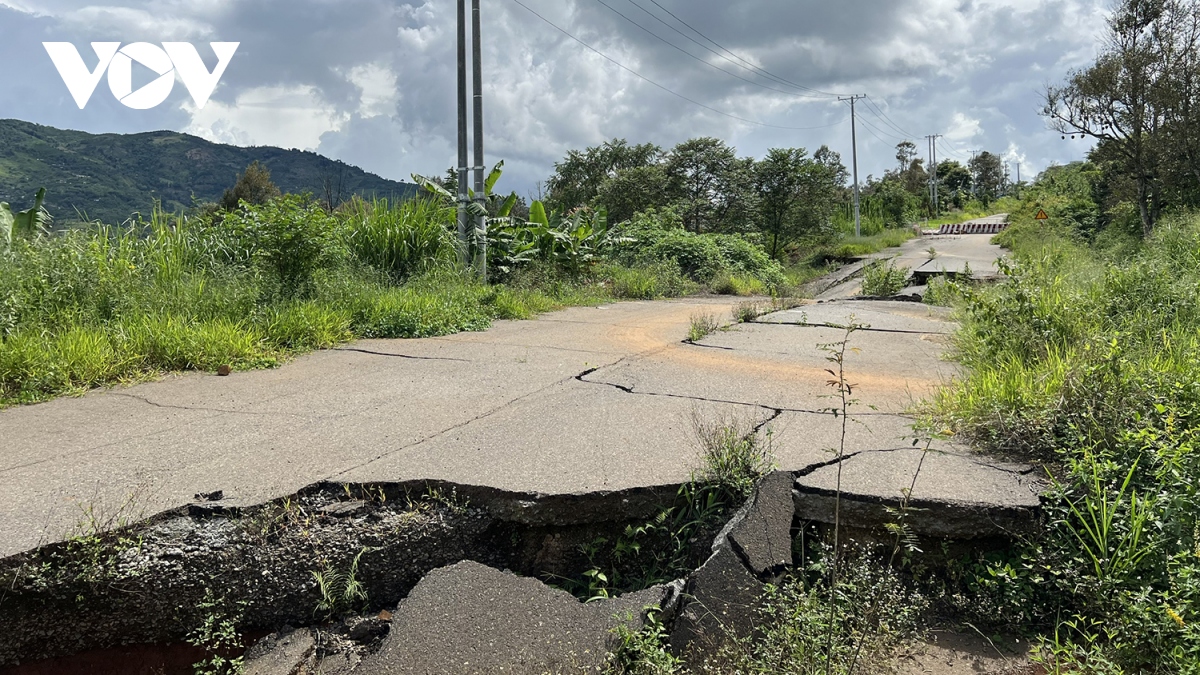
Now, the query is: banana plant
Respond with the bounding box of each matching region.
[412,160,517,217]
[1,187,52,252]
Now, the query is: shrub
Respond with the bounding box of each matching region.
[860,260,908,296]
[611,208,783,289]
[646,231,725,282]
[221,195,341,297]
[711,234,786,286]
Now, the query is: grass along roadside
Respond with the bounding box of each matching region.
[0,196,753,408]
[923,211,1200,672]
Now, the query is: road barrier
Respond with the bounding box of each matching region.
[937,221,1009,235]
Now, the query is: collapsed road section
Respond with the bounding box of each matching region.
[0,446,1045,673]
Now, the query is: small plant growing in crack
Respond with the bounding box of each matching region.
[861,260,908,297]
[817,321,864,675]
[693,411,776,500]
[688,312,721,342]
[188,589,247,675]
[559,413,775,602]
[422,485,470,515]
[733,301,762,324]
[313,547,372,620]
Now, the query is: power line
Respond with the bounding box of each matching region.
[863,96,916,139]
[639,0,844,98]
[508,0,845,130]
[619,0,835,99]
[589,0,830,100]
[856,114,902,144]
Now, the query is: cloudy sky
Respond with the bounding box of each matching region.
[0,0,1108,196]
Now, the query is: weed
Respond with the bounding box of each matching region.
[687,312,720,342]
[606,606,682,675]
[712,547,928,674]
[709,272,766,296]
[187,590,246,675]
[731,301,762,324]
[692,412,775,500]
[423,486,470,516]
[313,547,371,620]
[930,211,1200,671]
[922,275,961,306]
[564,416,774,602]
[860,260,908,297]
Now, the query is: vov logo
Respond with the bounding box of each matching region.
[43,42,239,110]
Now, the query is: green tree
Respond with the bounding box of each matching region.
[1040,0,1200,234]
[969,151,1005,203]
[220,161,281,211]
[937,160,972,193]
[755,146,845,258]
[592,164,669,224]
[665,137,758,233]
[756,148,806,258]
[895,140,918,172]
[546,139,661,212]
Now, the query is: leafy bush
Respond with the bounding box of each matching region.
[922,275,962,306]
[861,260,909,296]
[221,195,341,297]
[610,207,784,290]
[711,234,786,286]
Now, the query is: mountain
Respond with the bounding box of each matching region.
[0,119,419,224]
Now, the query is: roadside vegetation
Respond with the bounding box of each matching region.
[929,188,1200,673]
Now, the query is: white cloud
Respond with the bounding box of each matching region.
[0,0,1120,192]
[183,84,346,150]
[343,63,398,118]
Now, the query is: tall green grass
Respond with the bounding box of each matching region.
[0,200,676,407]
[933,212,1200,672]
[341,197,457,280]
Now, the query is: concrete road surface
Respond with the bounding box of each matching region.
[817,218,1008,300]
[1,295,1014,557]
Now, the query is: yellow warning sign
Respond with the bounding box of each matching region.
[1035,209,1049,220]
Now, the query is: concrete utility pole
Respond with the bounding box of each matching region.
[456,0,469,265]
[839,95,865,237]
[926,133,936,212]
[456,0,487,280]
[968,150,980,197]
[926,136,934,205]
[471,0,486,282]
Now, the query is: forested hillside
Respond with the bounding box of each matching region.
[0,119,417,224]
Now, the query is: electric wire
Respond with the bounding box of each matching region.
[619,0,837,99]
[857,110,908,142]
[508,0,847,130]
[856,113,905,143]
[639,0,845,98]
[855,115,893,146]
[863,96,917,139]
[589,0,831,100]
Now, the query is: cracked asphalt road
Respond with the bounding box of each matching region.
[0,295,1020,557]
